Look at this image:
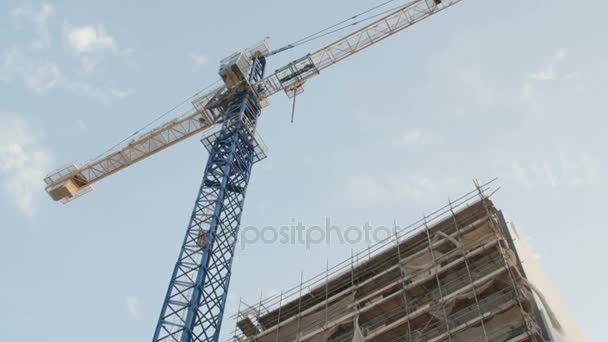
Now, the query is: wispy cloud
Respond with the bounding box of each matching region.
[390,129,435,148]
[74,119,88,132]
[126,296,142,320]
[4,7,133,97]
[520,49,576,107]
[0,114,52,216]
[1,47,121,102]
[190,53,209,66]
[24,60,61,92]
[110,88,133,99]
[63,22,134,73]
[78,56,101,73]
[10,3,54,50]
[0,48,60,92]
[342,174,447,207]
[527,49,566,81]
[344,175,392,207]
[508,152,601,189]
[528,68,557,81]
[425,37,497,108]
[529,49,562,80]
[65,23,116,53]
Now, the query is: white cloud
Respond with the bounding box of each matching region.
[519,82,535,104]
[425,37,497,108]
[63,23,134,73]
[1,48,121,101]
[190,53,209,66]
[458,69,496,107]
[65,24,117,53]
[343,174,445,207]
[10,3,54,50]
[74,119,87,132]
[126,296,142,320]
[526,49,570,82]
[521,48,578,107]
[345,175,392,206]
[23,61,61,92]
[508,153,601,189]
[392,177,441,203]
[391,129,434,148]
[0,48,60,93]
[561,152,601,187]
[528,67,557,81]
[66,81,113,102]
[0,115,52,216]
[0,48,20,81]
[79,56,101,73]
[110,88,132,99]
[542,160,557,188]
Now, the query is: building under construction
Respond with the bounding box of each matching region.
[231,184,568,342]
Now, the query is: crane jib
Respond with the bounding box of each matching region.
[44,0,461,204]
[253,0,461,99]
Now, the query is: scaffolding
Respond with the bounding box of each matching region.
[231,181,552,342]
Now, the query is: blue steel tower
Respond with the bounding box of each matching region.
[152,56,267,342]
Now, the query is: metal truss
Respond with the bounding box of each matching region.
[45,0,463,203]
[43,85,227,200]
[152,57,267,342]
[254,0,463,98]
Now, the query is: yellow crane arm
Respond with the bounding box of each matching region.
[44,85,225,202]
[254,0,462,98]
[45,0,462,203]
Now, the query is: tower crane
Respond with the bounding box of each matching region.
[44,0,462,341]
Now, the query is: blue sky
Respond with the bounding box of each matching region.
[0,0,605,341]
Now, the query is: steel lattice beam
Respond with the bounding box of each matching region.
[152,57,267,342]
[45,0,463,203]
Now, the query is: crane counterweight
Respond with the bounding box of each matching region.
[47,178,79,201]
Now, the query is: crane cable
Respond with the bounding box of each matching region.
[292,2,421,47]
[266,0,419,57]
[94,79,221,160]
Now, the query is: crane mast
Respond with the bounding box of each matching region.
[43,0,464,341]
[153,56,267,342]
